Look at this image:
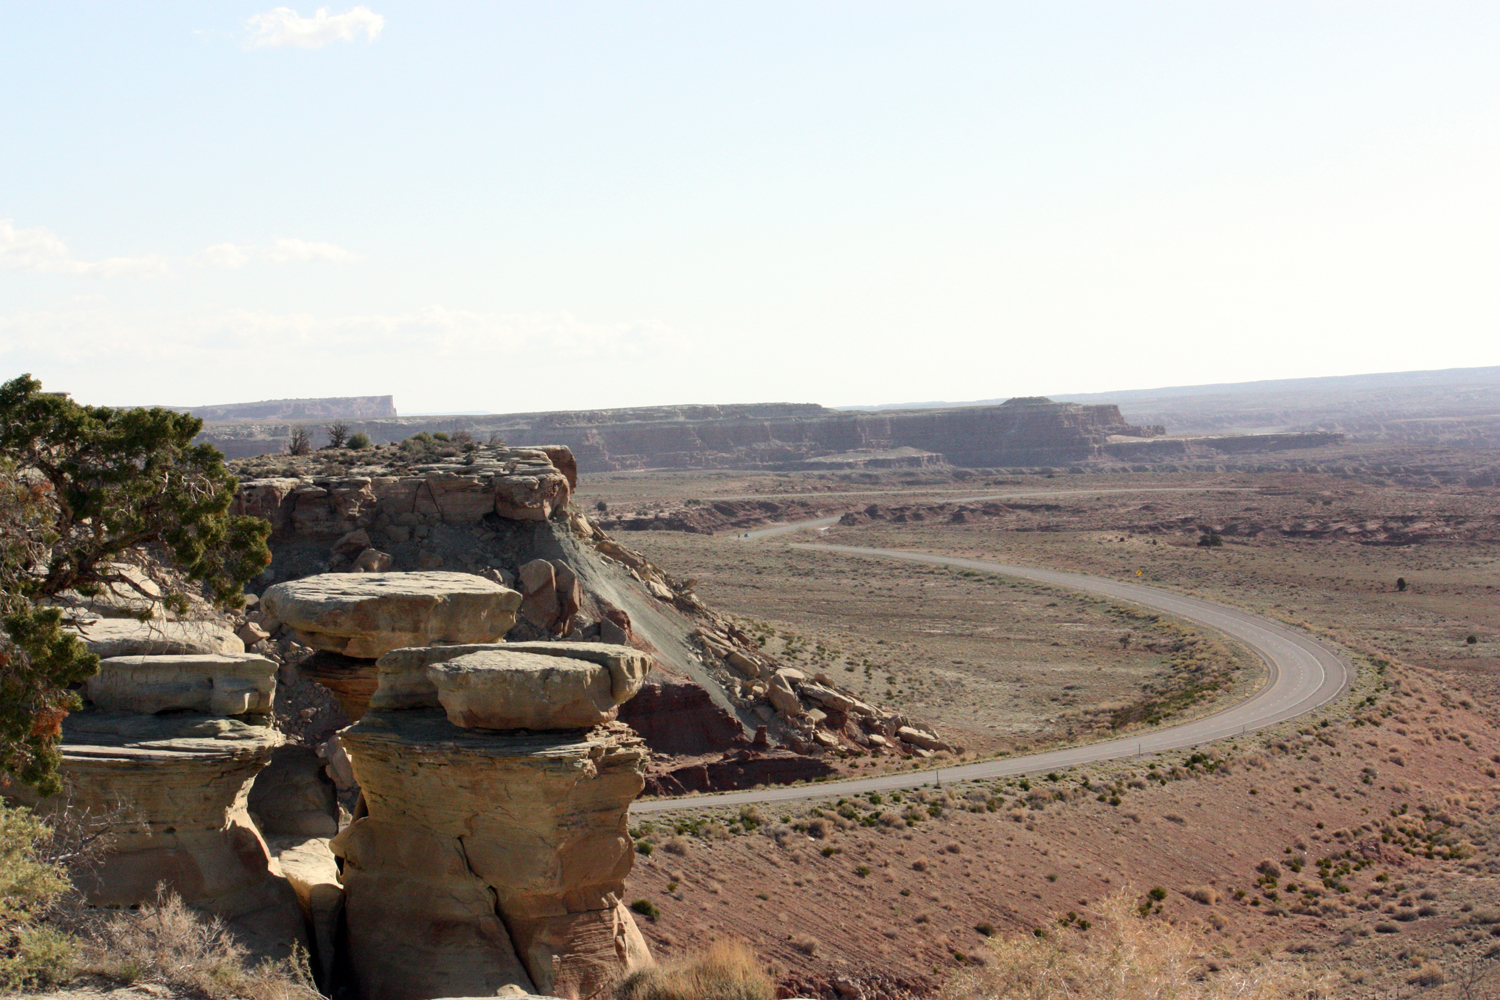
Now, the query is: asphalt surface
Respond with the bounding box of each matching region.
[632,529,1352,814]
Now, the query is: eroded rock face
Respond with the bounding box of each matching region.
[232,447,576,542]
[85,653,277,716]
[333,712,651,1000]
[260,571,522,659]
[35,713,304,953]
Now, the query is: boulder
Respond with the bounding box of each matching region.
[333,712,652,1000]
[897,726,949,751]
[767,671,804,718]
[427,647,649,730]
[269,836,345,990]
[371,641,651,714]
[85,654,277,716]
[491,453,572,521]
[536,445,578,490]
[351,547,395,573]
[67,618,245,658]
[260,571,522,660]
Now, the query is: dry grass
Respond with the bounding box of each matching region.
[614,940,774,1000]
[941,891,1318,1000]
[80,886,319,1000]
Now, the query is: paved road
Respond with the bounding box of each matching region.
[632,532,1352,814]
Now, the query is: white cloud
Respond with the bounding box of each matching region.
[0,219,172,277]
[196,243,253,268]
[264,238,361,263]
[0,224,361,274]
[246,6,384,49]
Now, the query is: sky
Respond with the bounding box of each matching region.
[2,3,1497,414]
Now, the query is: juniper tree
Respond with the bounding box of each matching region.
[0,374,271,794]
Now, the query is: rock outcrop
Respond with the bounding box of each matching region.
[19,662,305,956]
[332,643,654,1000]
[260,571,522,659]
[65,618,246,658]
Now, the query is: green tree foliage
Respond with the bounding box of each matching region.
[0,374,271,794]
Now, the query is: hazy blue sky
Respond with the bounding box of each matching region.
[2,3,1496,413]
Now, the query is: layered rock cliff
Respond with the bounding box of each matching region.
[200,398,1163,468]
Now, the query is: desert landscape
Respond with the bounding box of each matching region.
[5,368,1498,1000]
[6,6,1498,1000]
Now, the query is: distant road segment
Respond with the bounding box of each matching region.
[632,537,1351,814]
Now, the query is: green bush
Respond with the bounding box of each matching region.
[0,800,75,991]
[346,432,372,450]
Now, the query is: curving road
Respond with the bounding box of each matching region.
[632,515,1352,814]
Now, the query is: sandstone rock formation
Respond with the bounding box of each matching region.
[85,653,278,717]
[332,643,654,1000]
[260,571,522,659]
[65,618,245,657]
[22,707,305,955]
[232,449,573,543]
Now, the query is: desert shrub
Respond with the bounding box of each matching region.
[942,891,1317,1000]
[346,432,371,450]
[791,934,819,956]
[630,899,660,920]
[85,886,318,999]
[1184,885,1219,905]
[0,800,74,991]
[805,818,832,839]
[615,939,774,1000]
[663,836,689,856]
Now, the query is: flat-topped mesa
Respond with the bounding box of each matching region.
[11,652,305,956]
[332,642,654,1000]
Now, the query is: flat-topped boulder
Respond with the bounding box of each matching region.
[86,653,277,716]
[370,641,652,714]
[427,647,650,730]
[66,618,245,658]
[260,571,522,659]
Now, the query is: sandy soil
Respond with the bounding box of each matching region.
[585,467,1500,999]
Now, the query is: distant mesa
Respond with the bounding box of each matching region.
[174,396,398,423]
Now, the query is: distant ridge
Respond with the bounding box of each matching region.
[837,365,1500,412]
[170,396,398,422]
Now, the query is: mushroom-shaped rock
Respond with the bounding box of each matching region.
[260,571,522,660]
[66,619,246,658]
[23,712,305,956]
[370,641,651,714]
[332,711,651,1000]
[86,653,278,716]
[427,647,648,731]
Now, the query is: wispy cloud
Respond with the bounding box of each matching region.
[264,238,361,263]
[0,219,172,277]
[194,238,361,267]
[196,243,253,268]
[246,6,384,49]
[2,221,361,275]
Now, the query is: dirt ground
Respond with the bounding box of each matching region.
[578,466,1500,999]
